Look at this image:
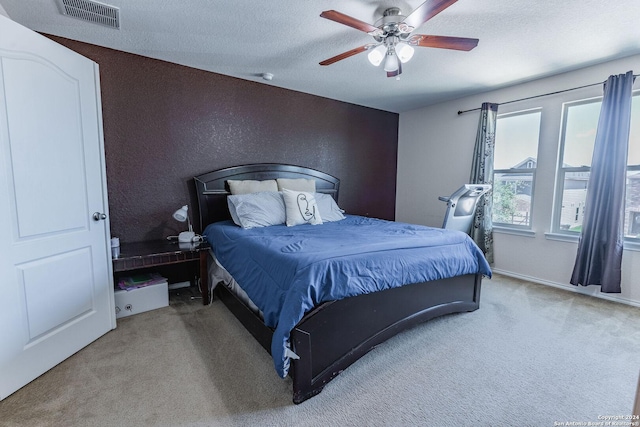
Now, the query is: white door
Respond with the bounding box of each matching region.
[0,15,115,400]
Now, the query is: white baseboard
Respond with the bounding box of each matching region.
[490,268,640,308]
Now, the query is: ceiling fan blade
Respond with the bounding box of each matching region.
[403,0,460,30]
[320,10,382,35]
[410,34,479,51]
[319,45,370,66]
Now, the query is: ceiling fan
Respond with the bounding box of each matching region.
[319,0,478,78]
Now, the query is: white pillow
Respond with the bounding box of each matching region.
[281,189,323,227]
[228,179,278,195]
[227,191,285,229]
[276,178,316,193]
[315,192,346,222]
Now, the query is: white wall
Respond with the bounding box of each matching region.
[397,54,640,307]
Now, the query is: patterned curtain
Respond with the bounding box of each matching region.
[469,102,498,264]
[570,71,635,293]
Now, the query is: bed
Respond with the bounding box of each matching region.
[194,163,491,404]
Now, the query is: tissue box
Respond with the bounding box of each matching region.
[114,280,168,318]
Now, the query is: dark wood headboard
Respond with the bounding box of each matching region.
[193,163,340,232]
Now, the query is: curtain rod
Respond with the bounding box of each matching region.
[457,73,640,115]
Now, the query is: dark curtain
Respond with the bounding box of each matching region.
[570,70,635,293]
[469,102,498,264]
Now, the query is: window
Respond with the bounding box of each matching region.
[492,109,542,228]
[554,94,640,238]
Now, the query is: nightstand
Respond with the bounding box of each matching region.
[112,240,211,305]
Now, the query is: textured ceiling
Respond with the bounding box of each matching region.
[2,0,640,113]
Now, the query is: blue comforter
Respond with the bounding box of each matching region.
[203,215,491,378]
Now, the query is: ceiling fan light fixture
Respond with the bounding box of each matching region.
[367,44,387,66]
[396,42,414,63]
[318,3,478,77]
[383,50,399,73]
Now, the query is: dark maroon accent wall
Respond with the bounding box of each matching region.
[47,36,399,243]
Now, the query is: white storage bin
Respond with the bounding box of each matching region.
[114,280,168,318]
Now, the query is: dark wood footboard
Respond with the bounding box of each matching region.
[215,273,482,404]
[290,273,481,403]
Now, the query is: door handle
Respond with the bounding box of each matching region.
[93,212,107,221]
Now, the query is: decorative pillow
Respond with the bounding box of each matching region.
[315,192,346,222]
[228,179,278,195]
[281,189,323,226]
[227,191,286,229]
[276,178,316,193]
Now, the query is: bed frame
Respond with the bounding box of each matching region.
[194,163,483,404]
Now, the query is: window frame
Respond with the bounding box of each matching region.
[492,108,542,230]
[552,93,640,243]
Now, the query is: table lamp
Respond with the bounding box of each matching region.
[173,205,195,243]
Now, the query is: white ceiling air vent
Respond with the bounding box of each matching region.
[56,0,120,29]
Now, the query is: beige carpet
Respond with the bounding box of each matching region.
[1,275,639,427]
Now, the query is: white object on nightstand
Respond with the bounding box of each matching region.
[173,205,197,242]
[111,237,120,258]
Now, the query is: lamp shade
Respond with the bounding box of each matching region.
[173,205,189,222]
[383,51,399,72]
[367,44,387,67]
[396,42,415,63]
